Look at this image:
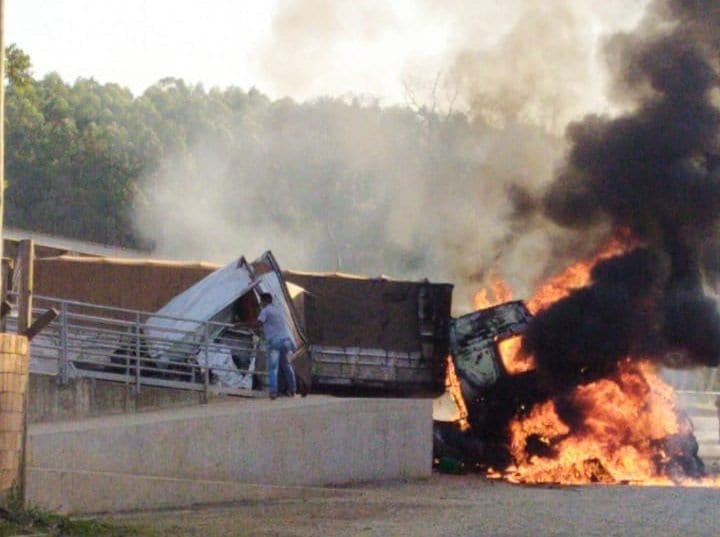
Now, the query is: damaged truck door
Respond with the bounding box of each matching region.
[449,300,533,396]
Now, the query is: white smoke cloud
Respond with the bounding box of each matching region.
[133,0,651,313]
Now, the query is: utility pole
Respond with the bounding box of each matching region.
[0,0,5,307]
[0,0,6,334]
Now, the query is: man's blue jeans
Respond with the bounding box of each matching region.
[266,337,296,396]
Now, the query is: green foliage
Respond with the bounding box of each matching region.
[0,488,140,536]
[5,47,148,246]
[3,44,562,279]
[5,44,32,89]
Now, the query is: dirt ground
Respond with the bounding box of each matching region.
[112,473,720,537]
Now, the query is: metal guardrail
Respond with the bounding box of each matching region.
[10,294,719,400]
[9,294,268,398]
[663,367,720,394]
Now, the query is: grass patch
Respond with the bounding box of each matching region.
[0,491,142,536]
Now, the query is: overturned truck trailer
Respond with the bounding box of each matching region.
[284,271,453,397]
[140,255,452,397]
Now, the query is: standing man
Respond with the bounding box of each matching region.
[257,292,297,399]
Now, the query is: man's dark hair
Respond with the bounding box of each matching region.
[260,292,273,304]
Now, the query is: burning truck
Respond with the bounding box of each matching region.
[435,239,712,485]
[434,0,720,487]
[125,244,713,486]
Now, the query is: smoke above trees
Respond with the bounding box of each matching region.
[527,0,720,369]
[15,1,704,315]
[133,1,651,311]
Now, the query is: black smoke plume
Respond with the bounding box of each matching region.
[532,0,720,375]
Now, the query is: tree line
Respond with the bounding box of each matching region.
[4,45,561,286]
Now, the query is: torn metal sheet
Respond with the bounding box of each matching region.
[145,251,305,363]
[144,256,259,360]
[196,344,255,390]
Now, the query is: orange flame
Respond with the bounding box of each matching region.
[504,360,708,485]
[527,236,628,314]
[469,233,719,486]
[474,274,514,310]
[445,356,470,431]
[498,335,535,374]
[475,237,630,376]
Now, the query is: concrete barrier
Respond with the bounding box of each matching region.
[26,469,351,514]
[28,373,212,424]
[26,396,432,514]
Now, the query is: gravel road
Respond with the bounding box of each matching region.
[113,399,720,536]
[115,473,720,537]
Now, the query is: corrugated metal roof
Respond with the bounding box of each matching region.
[5,227,150,258]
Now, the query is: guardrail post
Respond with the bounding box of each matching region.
[58,301,69,385]
[203,321,210,403]
[17,240,34,336]
[135,311,141,394]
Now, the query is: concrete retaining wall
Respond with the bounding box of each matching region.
[28,373,211,424]
[26,396,432,514]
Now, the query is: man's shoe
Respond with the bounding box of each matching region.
[270,393,277,400]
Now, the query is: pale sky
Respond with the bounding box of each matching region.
[6,0,458,102]
[6,1,647,105]
[7,1,279,96]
